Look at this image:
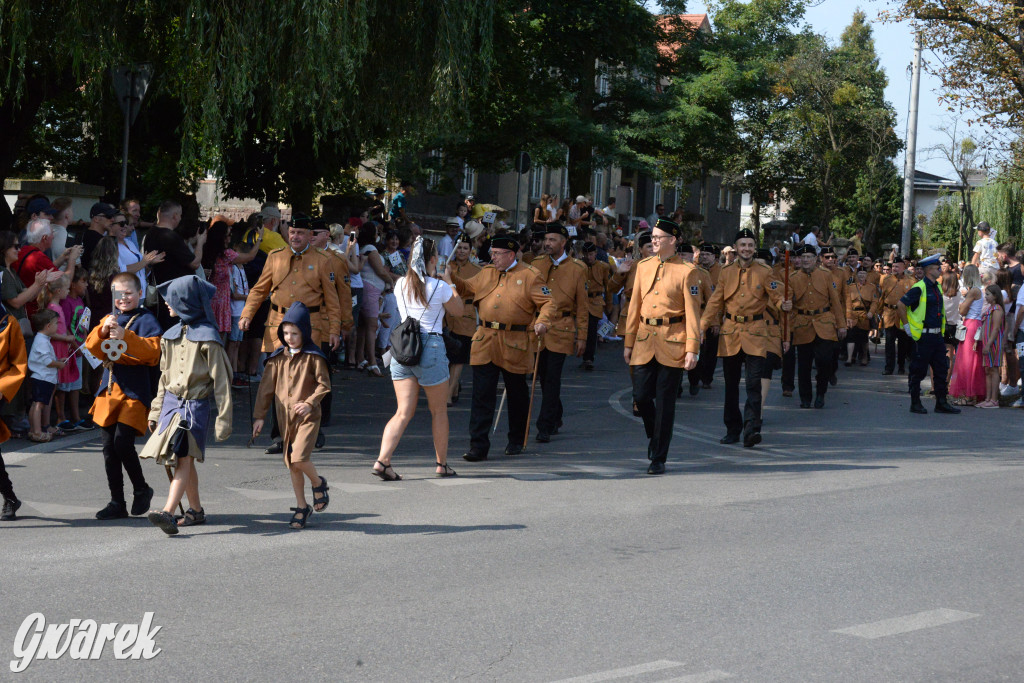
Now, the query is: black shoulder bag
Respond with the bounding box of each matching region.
[390,280,440,366]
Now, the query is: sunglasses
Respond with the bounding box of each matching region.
[111,221,127,227]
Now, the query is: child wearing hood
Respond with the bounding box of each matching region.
[252,302,331,529]
[141,275,233,535]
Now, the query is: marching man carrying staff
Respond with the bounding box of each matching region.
[701,229,784,448]
[622,217,701,475]
[447,235,558,461]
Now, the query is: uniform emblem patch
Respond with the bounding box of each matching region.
[329,272,335,282]
[769,281,778,290]
[832,281,837,289]
[541,286,551,295]
[689,285,699,296]
[343,276,350,284]
[584,282,589,290]
[710,285,716,292]
[308,265,314,270]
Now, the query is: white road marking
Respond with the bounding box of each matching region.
[661,671,733,683]
[832,608,980,639]
[567,464,627,476]
[548,659,684,683]
[426,478,492,486]
[509,473,563,480]
[22,501,100,516]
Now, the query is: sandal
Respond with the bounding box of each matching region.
[289,505,312,529]
[435,462,458,478]
[371,459,402,481]
[147,510,179,535]
[47,426,65,437]
[27,432,51,443]
[311,477,330,512]
[176,507,206,526]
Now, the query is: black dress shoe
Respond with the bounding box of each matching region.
[647,461,666,475]
[504,443,524,456]
[720,433,740,444]
[535,432,551,443]
[934,400,961,414]
[897,367,906,375]
[315,432,326,449]
[265,441,283,455]
[882,369,894,376]
[910,401,928,414]
[702,383,712,390]
[463,451,488,462]
[742,426,762,448]
[829,374,838,386]
[1,497,21,521]
[800,401,812,409]
[689,384,699,396]
[95,501,129,520]
[814,395,825,409]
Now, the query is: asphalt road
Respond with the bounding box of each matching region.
[2,341,1023,681]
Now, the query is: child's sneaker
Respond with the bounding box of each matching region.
[75,419,95,430]
[57,420,78,432]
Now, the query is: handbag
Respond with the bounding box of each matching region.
[441,328,463,358]
[389,280,440,366]
[954,322,967,342]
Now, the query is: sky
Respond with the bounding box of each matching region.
[683,0,983,180]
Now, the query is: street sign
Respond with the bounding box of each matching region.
[111,64,153,125]
[514,151,531,175]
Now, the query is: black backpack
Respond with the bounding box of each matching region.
[390,280,441,366]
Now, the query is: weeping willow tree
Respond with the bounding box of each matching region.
[0,0,495,214]
[973,179,1024,247]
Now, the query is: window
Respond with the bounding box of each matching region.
[597,71,610,98]
[592,167,605,207]
[461,162,476,194]
[561,165,569,199]
[427,149,442,191]
[530,166,544,199]
[718,185,728,210]
[653,180,662,207]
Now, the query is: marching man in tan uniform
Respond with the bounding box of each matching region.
[444,236,481,405]
[879,256,916,375]
[446,235,558,461]
[623,218,701,475]
[693,244,723,390]
[682,241,713,396]
[609,232,654,338]
[821,245,847,384]
[781,244,846,409]
[580,241,613,371]
[701,229,784,448]
[845,267,880,366]
[528,223,588,442]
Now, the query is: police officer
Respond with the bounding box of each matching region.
[580,241,612,371]
[898,254,961,415]
[781,244,846,409]
[701,229,784,447]
[239,215,343,453]
[529,223,588,442]
[880,257,916,375]
[623,218,701,475]
[447,235,558,461]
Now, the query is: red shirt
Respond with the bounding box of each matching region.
[14,245,56,316]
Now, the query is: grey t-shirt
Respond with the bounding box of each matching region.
[1,267,27,320]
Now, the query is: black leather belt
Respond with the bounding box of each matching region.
[643,316,683,326]
[724,312,764,323]
[481,320,528,331]
[272,303,320,314]
[560,311,572,317]
[852,306,866,311]
[587,292,604,297]
[796,306,830,316]
[885,303,898,310]
[464,298,474,305]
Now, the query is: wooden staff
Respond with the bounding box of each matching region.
[523,336,544,449]
[783,248,791,350]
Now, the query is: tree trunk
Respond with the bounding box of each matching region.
[751,195,761,241]
[567,143,593,202]
[0,77,51,231]
[699,163,708,220]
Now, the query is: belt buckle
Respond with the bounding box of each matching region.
[735,315,747,323]
[488,321,501,330]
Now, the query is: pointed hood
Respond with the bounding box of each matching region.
[157,275,222,344]
[268,302,327,360]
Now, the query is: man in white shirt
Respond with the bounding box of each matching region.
[971,221,999,275]
[436,217,461,260]
[647,203,665,228]
[802,226,820,252]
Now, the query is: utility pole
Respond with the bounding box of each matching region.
[900,33,922,257]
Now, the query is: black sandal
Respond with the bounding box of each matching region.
[371,459,402,481]
[289,505,312,529]
[311,477,330,512]
[176,507,206,527]
[435,462,458,478]
[147,510,179,535]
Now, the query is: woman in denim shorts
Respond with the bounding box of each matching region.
[372,238,465,481]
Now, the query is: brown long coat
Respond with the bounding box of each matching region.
[846,281,881,330]
[530,254,588,355]
[789,267,845,344]
[585,260,614,317]
[879,273,915,328]
[450,261,557,374]
[700,260,783,357]
[253,351,331,465]
[241,247,343,352]
[444,260,481,337]
[624,255,702,366]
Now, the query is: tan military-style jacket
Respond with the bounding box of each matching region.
[321,248,354,335]
[826,266,848,316]
[789,266,845,344]
[846,281,881,330]
[585,260,614,317]
[530,253,588,355]
[700,260,784,358]
[450,261,557,374]
[624,255,702,366]
[444,260,481,337]
[610,261,638,336]
[879,274,915,328]
[241,246,343,352]
[866,270,882,288]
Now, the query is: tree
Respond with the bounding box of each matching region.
[887,0,1024,131]
[926,120,986,257]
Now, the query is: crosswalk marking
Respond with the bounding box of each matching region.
[832,608,980,639]
[567,464,625,476]
[661,671,733,683]
[549,659,684,683]
[426,478,492,487]
[22,501,100,516]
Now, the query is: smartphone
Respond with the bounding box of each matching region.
[438,256,448,271]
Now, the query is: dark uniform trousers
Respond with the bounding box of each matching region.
[582,314,600,362]
[536,349,565,434]
[884,325,915,372]
[797,337,834,403]
[0,449,15,501]
[908,333,948,401]
[689,330,719,388]
[632,358,682,463]
[722,352,767,436]
[470,363,529,454]
[101,423,148,504]
[781,345,796,392]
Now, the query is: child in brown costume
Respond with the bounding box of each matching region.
[252,302,331,529]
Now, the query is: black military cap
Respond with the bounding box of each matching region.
[677,241,693,253]
[756,248,773,262]
[291,215,312,230]
[734,228,756,243]
[545,222,570,239]
[580,241,597,254]
[490,235,519,252]
[653,216,681,238]
[795,244,816,256]
[820,245,836,256]
[637,232,652,248]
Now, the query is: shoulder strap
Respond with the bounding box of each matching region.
[13,248,36,279]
